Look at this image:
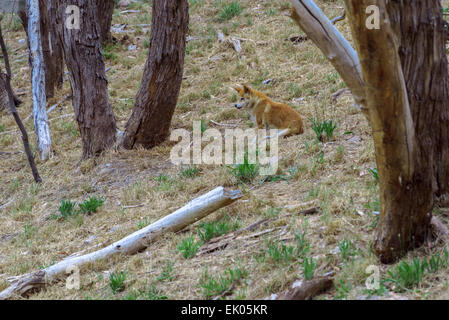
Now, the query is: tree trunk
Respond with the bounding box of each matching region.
[39,0,54,98]
[55,0,117,158]
[386,1,449,200]
[344,0,449,263]
[121,0,189,149]
[42,0,64,96]
[97,0,114,43]
[18,1,64,99]
[291,0,449,262]
[27,0,52,161]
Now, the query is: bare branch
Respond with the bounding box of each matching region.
[289,0,367,117]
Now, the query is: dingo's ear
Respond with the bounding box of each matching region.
[230,85,243,93]
[243,84,250,93]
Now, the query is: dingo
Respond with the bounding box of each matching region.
[232,84,304,138]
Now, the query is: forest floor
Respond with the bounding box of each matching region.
[1,0,449,300]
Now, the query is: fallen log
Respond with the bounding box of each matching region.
[0,186,242,299]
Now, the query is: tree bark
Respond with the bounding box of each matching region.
[41,0,64,97]
[97,0,114,43]
[386,1,449,200]
[55,0,117,158]
[121,0,189,149]
[39,0,54,98]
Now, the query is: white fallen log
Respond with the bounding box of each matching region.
[116,9,141,15]
[27,0,51,160]
[0,186,242,299]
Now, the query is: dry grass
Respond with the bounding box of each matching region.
[1,0,449,300]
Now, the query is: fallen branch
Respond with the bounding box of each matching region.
[24,94,71,122]
[0,186,242,299]
[122,204,144,209]
[277,276,334,300]
[197,206,320,256]
[116,9,141,15]
[0,199,13,209]
[286,35,308,43]
[229,37,242,53]
[48,113,73,122]
[217,30,243,53]
[197,227,281,256]
[210,120,240,128]
[331,87,351,102]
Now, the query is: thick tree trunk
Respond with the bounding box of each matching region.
[97,0,114,42]
[55,0,117,158]
[121,0,189,149]
[344,0,449,263]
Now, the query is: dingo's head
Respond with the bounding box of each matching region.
[231,84,251,110]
